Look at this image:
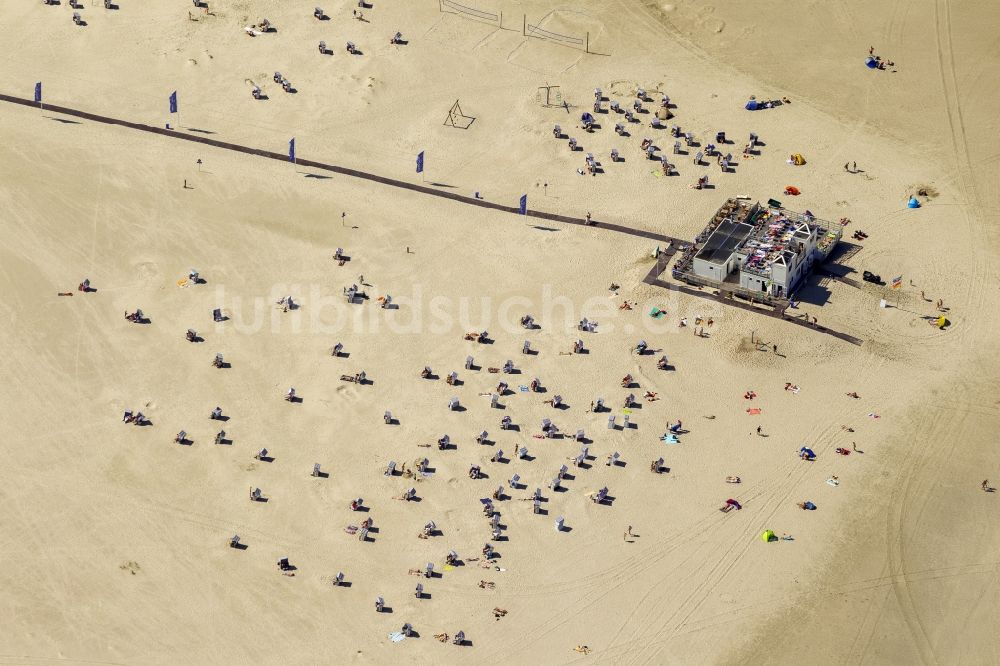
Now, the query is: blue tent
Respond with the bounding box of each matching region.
[907,196,921,209]
[745,99,759,111]
[799,447,816,459]
[865,56,878,69]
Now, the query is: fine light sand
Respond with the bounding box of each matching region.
[1,1,998,664]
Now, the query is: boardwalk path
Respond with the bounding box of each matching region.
[1,93,861,345]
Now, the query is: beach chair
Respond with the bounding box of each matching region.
[508,474,520,488]
[251,487,263,501]
[313,6,324,19]
[610,148,620,162]
[615,123,625,135]
[186,329,197,342]
[72,12,83,24]
[607,451,620,466]
[490,393,500,409]
[551,395,563,408]
[318,40,327,53]
[533,498,541,514]
[490,448,503,463]
[558,464,568,479]
[549,477,561,491]
[454,631,465,645]
[575,429,585,442]
[424,562,434,577]
[229,535,241,548]
[554,517,564,532]
[521,340,531,354]
[610,101,621,113]
[333,572,345,586]
[446,371,458,385]
[346,41,357,54]
[476,430,488,445]
[402,623,413,636]
[518,446,528,459]
[214,430,225,445]
[448,397,459,411]
[277,557,291,570]
[623,415,631,429]
[607,415,616,429]
[213,353,224,368]
[375,596,385,612]
[464,355,474,370]
[308,463,321,477]
[255,448,268,460]
[384,410,393,424]
[594,398,604,411]
[174,430,187,444]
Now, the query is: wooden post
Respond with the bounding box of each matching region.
[498,10,502,29]
[586,32,589,53]
[523,14,526,36]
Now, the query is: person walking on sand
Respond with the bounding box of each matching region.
[624,525,633,541]
[756,425,762,436]
[983,479,990,492]
[773,344,778,354]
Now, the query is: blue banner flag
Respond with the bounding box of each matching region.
[289,138,296,163]
[416,151,424,174]
[34,82,42,103]
[518,194,527,215]
[169,91,178,114]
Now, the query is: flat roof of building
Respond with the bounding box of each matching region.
[695,219,755,265]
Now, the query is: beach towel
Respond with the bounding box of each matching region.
[443,565,455,571]
[389,632,406,642]
[761,530,776,542]
[650,307,666,318]
[790,154,805,165]
[747,408,762,415]
[661,435,679,444]
[176,278,189,288]
[652,170,665,178]
[784,185,801,195]
[826,478,840,487]
[623,408,632,415]
[867,412,881,419]
[519,385,529,393]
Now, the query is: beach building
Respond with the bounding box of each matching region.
[683,199,841,298]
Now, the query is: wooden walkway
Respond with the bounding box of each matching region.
[0,93,677,243]
[642,254,864,346]
[2,93,861,345]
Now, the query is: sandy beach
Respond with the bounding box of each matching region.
[1,1,998,663]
